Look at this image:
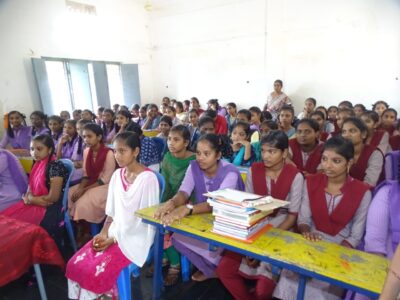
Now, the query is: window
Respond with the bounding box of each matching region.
[106,63,124,107]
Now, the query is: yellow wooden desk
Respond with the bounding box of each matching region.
[136,205,388,300]
[143,130,159,137]
[18,156,34,174]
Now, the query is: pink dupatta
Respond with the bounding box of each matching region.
[1,156,54,225]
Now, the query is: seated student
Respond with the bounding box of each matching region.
[0,149,28,212]
[372,100,389,121]
[354,103,367,118]
[273,137,372,300]
[130,104,140,121]
[225,102,237,135]
[236,109,260,143]
[194,116,233,159]
[278,105,296,139]
[338,100,353,110]
[217,131,304,300]
[249,106,263,131]
[203,109,228,135]
[229,121,256,167]
[95,106,105,125]
[360,110,390,154]
[316,106,335,134]
[1,134,68,245]
[341,117,384,187]
[30,111,50,137]
[68,124,116,224]
[57,120,84,183]
[81,109,96,122]
[378,108,398,137]
[66,132,159,299]
[157,115,173,141]
[252,120,279,162]
[115,110,142,135]
[165,106,181,126]
[187,109,200,148]
[142,103,162,130]
[329,107,355,138]
[297,97,316,120]
[60,110,71,121]
[190,97,204,115]
[101,108,117,144]
[159,125,195,286]
[154,134,244,282]
[310,111,330,142]
[183,100,190,112]
[136,105,147,127]
[0,111,31,153]
[48,115,63,148]
[72,109,82,121]
[288,119,324,175]
[174,101,188,124]
[327,105,339,133]
[207,99,227,117]
[390,122,400,151]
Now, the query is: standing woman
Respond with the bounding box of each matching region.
[0,111,31,153]
[159,125,196,286]
[274,137,372,300]
[266,79,291,121]
[68,124,116,224]
[217,131,303,300]
[341,117,384,187]
[101,108,117,144]
[155,134,244,282]
[66,132,159,299]
[1,135,68,244]
[30,111,50,136]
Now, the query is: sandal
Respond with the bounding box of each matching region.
[164,266,181,286]
[191,270,208,282]
[145,260,170,277]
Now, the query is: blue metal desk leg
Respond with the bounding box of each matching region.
[33,264,48,300]
[152,226,165,300]
[296,275,307,300]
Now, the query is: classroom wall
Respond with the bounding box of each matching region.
[0,0,153,128]
[149,0,400,114]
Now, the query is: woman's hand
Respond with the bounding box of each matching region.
[92,233,114,252]
[154,200,176,220]
[71,187,85,202]
[302,231,322,242]
[60,134,70,145]
[160,206,189,226]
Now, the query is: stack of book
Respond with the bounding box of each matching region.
[206,189,289,242]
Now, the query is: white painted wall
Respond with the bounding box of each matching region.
[0,0,153,127]
[149,0,400,114]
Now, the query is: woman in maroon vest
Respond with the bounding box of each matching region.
[360,110,390,155]
[274,136,372,300]
[341,117,384,187]
[217,131,304,300]
[288,118,324,175]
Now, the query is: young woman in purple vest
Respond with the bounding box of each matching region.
[154,134,244,282]
[217,131,304,300]
[341,117,384,187]
[273,136,372,300]
[287,118,324,176]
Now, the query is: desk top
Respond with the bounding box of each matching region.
[137,205,388,296]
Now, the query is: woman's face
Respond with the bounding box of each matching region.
[9,113,23,128]
[279,110,293,126]
[354,106,364,118]
[139,108,146,119]
[189,112,199,125]
[273,82,282,93]
[165,108,175,118]
[167,131,188,154]
[199,122,216,135]
[374,103,387,117]
[196,140,220,171]
[261,144,286,169]
[341,122,366,146]
[116,114,129,127]
[250,111,260,124]
[190,99,199,109]
[30,114,43,128]
[159,121,171,135]
[382,111,397,128]
[30,140,52,161]
[102,112,113,124]
[83,129,101,148]
[328,108,338,120]
[231,126,247,143]
[296,123,318,147]
[63,123,77,137]
[174,104,182,114]
[81,111,92,121]
[73,111,81,121]
[60,111,70,121]
[227,106,236,116]
[321,149,351,179]
[360,115,377,131]
[310,115,324,131]
[49,119,62,134]
[260,124,270,137]
[113,139,138,167]
[336,112,350,129]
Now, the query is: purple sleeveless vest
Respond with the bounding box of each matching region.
[190,160,245,203]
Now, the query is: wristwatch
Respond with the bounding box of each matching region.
[186,204,194,216]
